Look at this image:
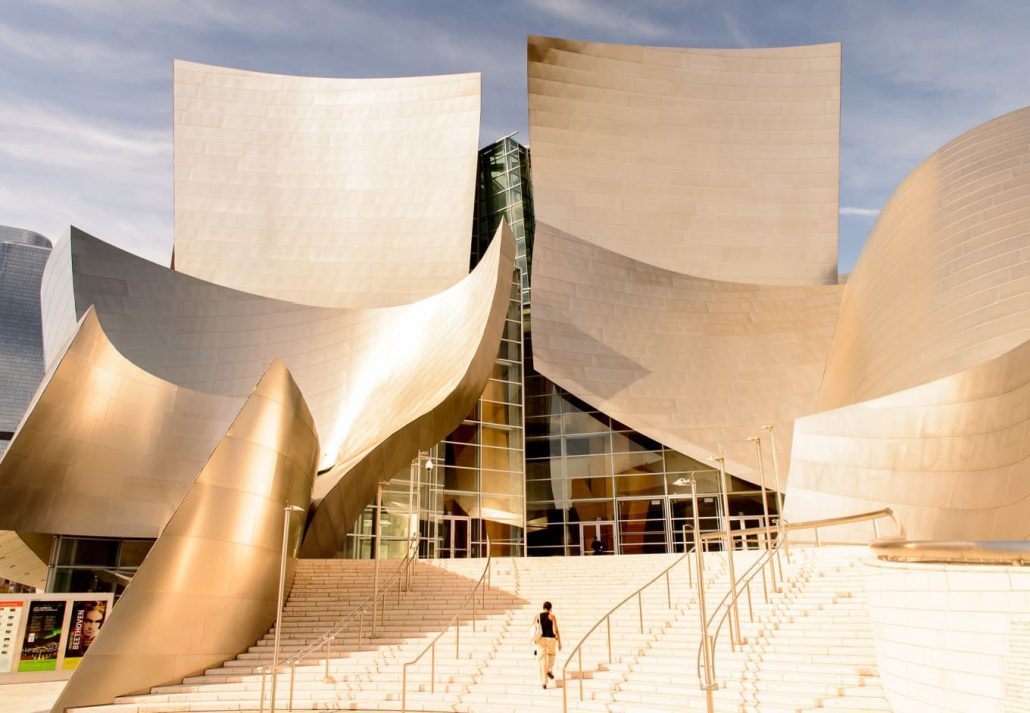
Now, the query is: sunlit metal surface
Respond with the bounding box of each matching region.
[530,222,841,482]
[528,36,840,286]
[0,530,48,588]
[872,540,1030,565]
[0,309,242,539]
[818,107,1030,410]
[173,60,480,308]
[51,360,318,713]
[787,334,1030,541]
[72,223,514,482]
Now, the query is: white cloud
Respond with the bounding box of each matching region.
[839,207,880,217]
[0,20,164,78]
[521,0,677,40]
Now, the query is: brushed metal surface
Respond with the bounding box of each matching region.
[50,360,317,713]
[173,60,480,308]
[786,334,1030,542]
[528,36,840,286]
[530,221,841,483]
[819,107,1030,410]
[0,308,242,539]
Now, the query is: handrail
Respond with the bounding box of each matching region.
[561,545,698,712]
[872,540,1030,565]
[695,521,786,693]
[400,537,492,713]
[259,533,419,713]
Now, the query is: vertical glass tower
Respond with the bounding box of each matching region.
[348,132,778,560]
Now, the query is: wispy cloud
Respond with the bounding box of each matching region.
[522,0,677,40]
[0,20,164,78]
[839,207,880,217]
[0,102,169,170]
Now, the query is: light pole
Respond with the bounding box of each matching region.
[270,503,305,713]
[411,451,433,560]
[709,453,741,649]
[748,435,778,593]
[760,424,784,519]
[672,475,716,713]
[371,481,384,638]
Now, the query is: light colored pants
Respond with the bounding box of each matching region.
[538,637,557,685]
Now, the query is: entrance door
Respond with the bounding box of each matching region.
[579,521,616,556]
[440,516,471,558]
[669,495,722,553]
[616,498,668,555]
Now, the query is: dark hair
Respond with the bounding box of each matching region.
[543,601,552,610]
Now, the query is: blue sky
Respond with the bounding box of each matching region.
[1,0,1028,273]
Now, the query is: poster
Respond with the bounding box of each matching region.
[0,600,25,673]
[17,600,66,672]
[62,600,107,670]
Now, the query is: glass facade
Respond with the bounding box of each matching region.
[345,132,779,561]
[47,536,154,597]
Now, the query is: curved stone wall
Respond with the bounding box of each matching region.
[819,107,1030,410]
[528,36,840,285]
[531,221,841,481]
[786,335,1030,541]
[173,60,480,308]
[864,558,1030,713]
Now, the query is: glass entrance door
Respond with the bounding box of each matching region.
[440,515,471,558]
[669,494,722,553]
[616,498,667,555]
[578,520,616,555]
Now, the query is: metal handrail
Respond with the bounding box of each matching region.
[259,533,420,713]
[694,507,902,710]
[400,536,492,713]
[872,540,1030,565]
[561,544,698,712]
[695,521,787,692]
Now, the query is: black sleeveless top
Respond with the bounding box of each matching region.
[539,612,555,638]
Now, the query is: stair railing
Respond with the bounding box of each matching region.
[258,533,420,713]
[694,507,903,713]
[400,536,492,713]
[561,545,698,713]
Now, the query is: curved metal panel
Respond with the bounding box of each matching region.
[301,222,517,556]
[173,60,480,308]
[0,531,48,588]
[51,360,318,713]
[0,309,242,538]
[819,107,1030,410]
[530,221,841,481]
[528,36,840,285]
[786,335,1030,541]
[72,221,515,478]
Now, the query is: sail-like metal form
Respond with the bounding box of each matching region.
[528,37,844,481]
[818,108,1030,410]
[531,222,841,479]
[528,36,841,285]
[173,61,481,308]
[51,360,318,713]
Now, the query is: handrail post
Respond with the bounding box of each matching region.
[815,527,821,547]
[637,591,644,633]
[288,663,295,711]
[666,570,671,608]
[259,667,267,713]
[431,643,436,693]
[606,616,612,664]
[691,475,717,712]
[873,518,880,540]
[323,636,334,683]
[401,664,408,713]
[578,647,584,701]
[711,454,740,649]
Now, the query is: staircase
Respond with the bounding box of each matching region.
[67,547,891,713]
